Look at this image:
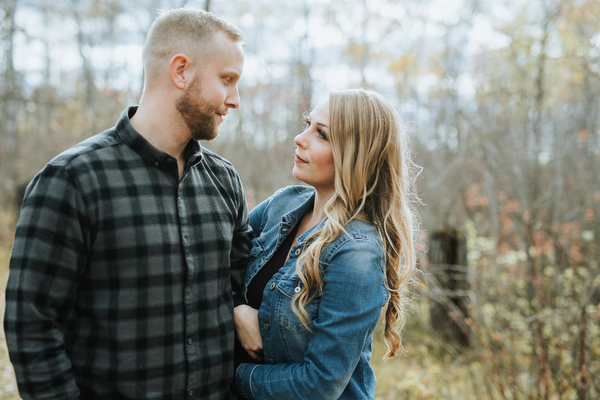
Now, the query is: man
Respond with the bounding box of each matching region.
[4,8,252,400]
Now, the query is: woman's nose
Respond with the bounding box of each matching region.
[294,129,308,148]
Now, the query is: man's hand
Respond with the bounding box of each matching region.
[234,304,264,361]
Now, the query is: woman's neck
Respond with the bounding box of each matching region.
[311,188,332,224]
[292,188,332,244]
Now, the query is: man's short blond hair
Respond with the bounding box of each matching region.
[142,8,243,87]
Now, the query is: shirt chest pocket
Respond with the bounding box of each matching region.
[273,278,321,333]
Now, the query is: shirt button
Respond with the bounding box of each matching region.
[270,283,276,290]
[154,161,160,167]
[186,287,191,295]
[263,322,270,330]
[267,357,275,364]
[188,338,193,345]
[294,248,301,256]
[188,389,194,396]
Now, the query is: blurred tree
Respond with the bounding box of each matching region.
[0,0,20,209]
[460,0,600,396]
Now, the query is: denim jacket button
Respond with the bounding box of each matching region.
[294,286,301,294]
[267,357,275,364]
[263,322,270,330]
[294,248,301,256]
[270,283,276,290]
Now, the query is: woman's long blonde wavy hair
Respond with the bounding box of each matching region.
[292,88,419,359]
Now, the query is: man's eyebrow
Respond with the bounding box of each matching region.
[221,70,241,79]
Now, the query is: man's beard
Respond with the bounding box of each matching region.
[175,76,223,141]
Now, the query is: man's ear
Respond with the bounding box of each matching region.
[169,54,190,90]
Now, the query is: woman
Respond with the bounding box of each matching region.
[234,88,418,399]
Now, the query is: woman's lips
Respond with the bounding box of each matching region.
[294,153,308,163]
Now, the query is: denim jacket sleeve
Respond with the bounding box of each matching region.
[235,236,388,400]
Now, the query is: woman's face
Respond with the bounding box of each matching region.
[293,98,335,194]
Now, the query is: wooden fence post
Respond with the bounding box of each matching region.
[428,228,471,346]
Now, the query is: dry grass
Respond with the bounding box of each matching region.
[370,317,491,400]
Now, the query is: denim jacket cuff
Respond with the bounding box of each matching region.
[236,363,259,400]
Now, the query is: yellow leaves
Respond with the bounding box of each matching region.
[581,230,594,242]
[342,39,370,65]
[389,53,417,73]
[543,266,555,277]
[563,267,574,279]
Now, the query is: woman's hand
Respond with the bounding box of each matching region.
[234,304,264,361]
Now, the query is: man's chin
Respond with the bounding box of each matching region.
[192,127,220,141]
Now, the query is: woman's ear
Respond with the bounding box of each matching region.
[169,54,190,90]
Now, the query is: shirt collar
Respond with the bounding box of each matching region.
[115,106,204,168]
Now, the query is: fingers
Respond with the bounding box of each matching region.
[245,348,264,361]
[234,304,265,359]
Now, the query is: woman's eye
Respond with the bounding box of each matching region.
[317,129,328,140]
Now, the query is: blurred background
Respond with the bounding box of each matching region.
[0,0,599,398]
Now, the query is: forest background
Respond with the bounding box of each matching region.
[0,0,599,398]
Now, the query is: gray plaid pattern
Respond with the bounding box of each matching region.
[4,107,252,400]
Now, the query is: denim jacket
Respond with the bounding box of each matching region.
[235,186,389,400]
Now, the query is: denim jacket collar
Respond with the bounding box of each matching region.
[278,188,326,247]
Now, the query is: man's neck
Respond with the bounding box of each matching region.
[130,97,190,162]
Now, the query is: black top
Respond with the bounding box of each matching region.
[248,222,301,308]
[234,222,301,368]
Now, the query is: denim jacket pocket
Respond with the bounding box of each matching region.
[274,278,321,333]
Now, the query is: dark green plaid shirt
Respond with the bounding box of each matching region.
[4,107,252,400]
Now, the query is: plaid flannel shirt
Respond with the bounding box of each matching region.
[4,107,252,400]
